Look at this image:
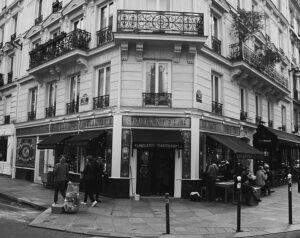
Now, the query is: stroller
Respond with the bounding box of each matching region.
[63,182,80,213]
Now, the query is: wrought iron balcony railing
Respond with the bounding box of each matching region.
[117,10,204,36]
[280,125,286,132]
[142,93,172,107]
[268,120,273,128]
[28,111,36,121]
[294,125,299,133]
[7,72,12,84]
[4,115,10,124]
[212,101,222,115]
[240,110,248,121]
[52,0,62,13]
[45,105,56,118]
[35,15,43,25]
[97,26,114,47]
[93,95,109,109]
[255,115,264,125]
[211,36,221,54]
[29,29,91,69]
[10,33,16,42]
[230,43,288,89]
[0,74,3,87]
[66,100,79,114]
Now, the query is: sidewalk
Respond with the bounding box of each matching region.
[1,176,300,237]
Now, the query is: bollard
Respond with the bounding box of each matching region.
[298,170,300,193]
[288,173,292,225]
[236,176,242,232]
[165,193,170,234]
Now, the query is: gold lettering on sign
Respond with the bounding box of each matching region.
[123,116,191,128]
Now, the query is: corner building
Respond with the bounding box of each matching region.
[0,0,299,198]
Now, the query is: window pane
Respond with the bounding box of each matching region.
[240,89,244,111]
[76,76,80,100]
[214,76,219,102]
[70,77,76,101]
[31,88,37,111]
[109,3,114,26]
[98,69,104,96]
[255,95,259,115]
[146,63,156,93]
[158,63,168,93]
[105,67,111,95]
[101,6,108,29]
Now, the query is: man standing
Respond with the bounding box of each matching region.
[207,160,219,202]
[256,166,268,194]
[53,155,69,205]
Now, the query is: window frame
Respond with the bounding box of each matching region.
[96,65,111,97]
[143,61,172,94]
[29,87,38,113]
[240,88,247,112]
[267,101,273,122]
[255,94,262,117]
[281,105,286,126]
[5,95,11,116]
[47,81,57,107]
[72,15,85,30]
[69,74,80,103]
[98,1,114,30]
[211,73,221,103]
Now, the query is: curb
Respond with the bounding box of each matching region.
[0,192,48,211]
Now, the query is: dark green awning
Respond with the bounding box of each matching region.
[65,130,106,146]
[207,133,263,159]
[38,133,73,149]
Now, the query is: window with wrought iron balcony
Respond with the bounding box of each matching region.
[4,115,10,124]
[211,36,221,54]
[45,105,56,118]
[34,15,43,25]
[268,120,273,128]
[29,29,91,69]
[7,72,13,84]
[212,101,222,115]
[0,73,3,87]
[66,100,79,115]
[28,111,36,121]
[255,115,264,125]
[280,125,286,132]
[240,111,248,121]
[294,125,299,133]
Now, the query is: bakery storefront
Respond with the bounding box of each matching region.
[123,116,192,198]
[15,116,113,185]
[253,125,300,185]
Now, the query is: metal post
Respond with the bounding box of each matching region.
[165,193,170,234]
[236,176,242,232]
[288,173,292,224]
[298,170,300,193]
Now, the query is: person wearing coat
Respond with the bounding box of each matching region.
[81,156,97,207]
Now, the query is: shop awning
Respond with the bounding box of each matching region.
[37,133,74,149]
[132,129,183,148]
[207,133,263,159]
[65,130,106,146]
[260,126,300,145]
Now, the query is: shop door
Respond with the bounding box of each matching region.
[137,148,175,196]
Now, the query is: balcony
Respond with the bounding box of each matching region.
[28,111,36,121]
[10,33,16,42]
[240,111,248,121]
[52,0,62,13]
[97,26,114,47]
[0,74,3,87]
[268,120,273,128]
[34,15,43,25]
[93,95,109,109]
[66,100,79,114]
[7,72,12,84]
[230,43,289,99]
[29,29,91,69]
[45,105,56,118]
[212,101,222,115]
[255,116,264,125]
[211,36,221,54]
[4,115,10,124]
[142,93,172,107]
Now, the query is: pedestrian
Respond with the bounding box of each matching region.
[264,163,273,195]
[207,159,219,202]
[256,166,268,194]
[94,156,104,203]
[81,156,97,207]
[53,155,69,205]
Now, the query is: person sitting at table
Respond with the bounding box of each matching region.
[241,168,261,205]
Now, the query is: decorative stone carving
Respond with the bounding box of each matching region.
[76,57,88,72]
[173,44,182,63]
[121,42,128,61]
[136,42,143,62]
[187,45,196,64]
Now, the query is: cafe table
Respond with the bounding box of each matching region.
[215,180,235,203]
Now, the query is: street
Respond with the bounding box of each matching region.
[0,197,87,238]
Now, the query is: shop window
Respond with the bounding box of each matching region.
[73,16,85,30]
[97,66,110,96]
[99,2,114,30]
[0,138,7,162]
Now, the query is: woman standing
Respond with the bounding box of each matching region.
[81,156,97,207]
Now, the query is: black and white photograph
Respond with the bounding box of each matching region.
[0,0,300,237]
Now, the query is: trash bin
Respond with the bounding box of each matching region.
[63,181,80,213]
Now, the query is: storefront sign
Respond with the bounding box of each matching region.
[123,116,191,128]
[80,117,113,129]
[200,119,240,136]
[16,138,36,169]
[134,143,181,149]
[16,125,49,136]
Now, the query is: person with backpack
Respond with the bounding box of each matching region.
[207,159,219,202]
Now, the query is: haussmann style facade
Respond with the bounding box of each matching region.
[1,0,300,198]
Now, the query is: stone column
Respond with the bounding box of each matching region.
[190,117,200,180]
[111,114,122,178]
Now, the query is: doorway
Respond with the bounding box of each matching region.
[137,148,175,196]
